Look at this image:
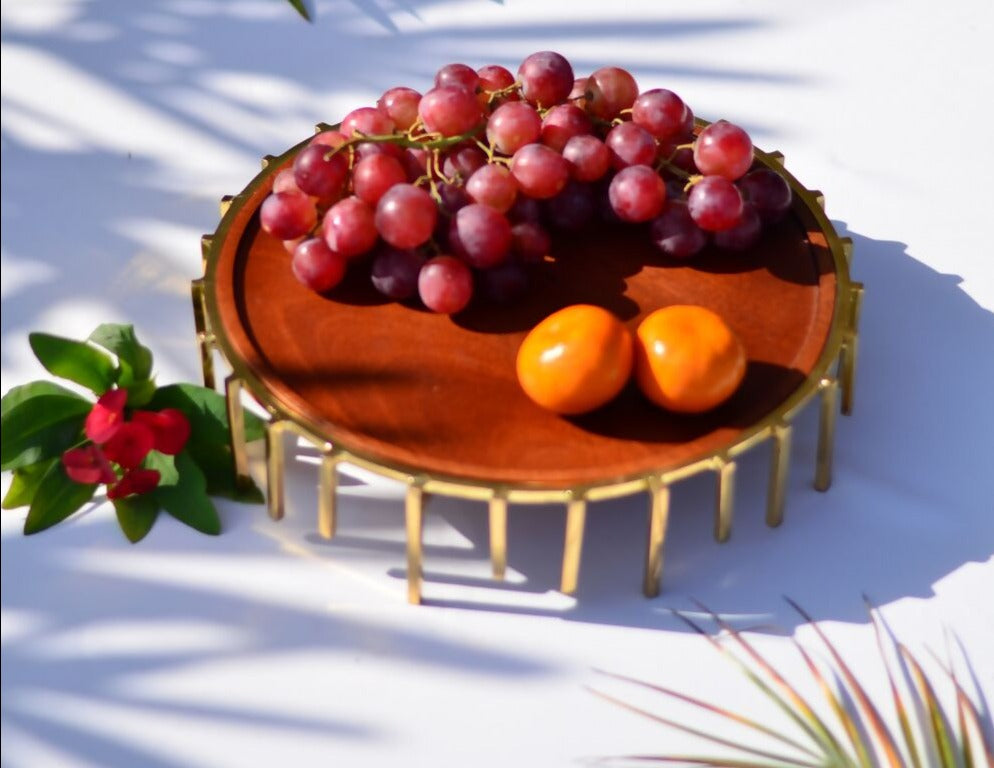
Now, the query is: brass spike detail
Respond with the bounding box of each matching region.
[812,190,825,209]
[219,195,234,217]
[560,497,587,595]
[814,378,839,491]
[261,155,275,169]
[643,477,671,597]
[714,459,736,542]
[489,490,509,580]
[406,483,426,604]
[769,150,785,163]
[265,421,287,520]
[840,236,854,267]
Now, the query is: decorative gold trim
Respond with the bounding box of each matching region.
[196,119,861,603]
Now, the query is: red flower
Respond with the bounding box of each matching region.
[85,388,128,444]
[133,409,191,455]
[107,468,161,499]
[103,421,155,469]
[62,445,117,485]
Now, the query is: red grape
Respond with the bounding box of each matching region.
[510,144,569,199]
[354,141,404,162]
[377,87,422,131]
[418,86,483,137]
[517,51,574,107]
[466,164,518,212]
[283,235,306,254]
[442,146,487,181]
[273,168,303,195]
[260,192,316,240]
[668,145,698,175]
[511,221,550,263]
[546,181,596,230]
[352,153,406,205]
[714,202,762,250]
[694,120,753,180]
[449,203,512,268]
[738,168,792,222]
[323,196,377,259]
[477,64,516,96]
[680,105,696,138]
[585,66,639,119]
[487,101,542,155]
[605,121,658,169]
[375,184,438,248]
[340,107,394,138]
[562,134,611,182]
[632,88,688,141]
[608,165,666,222]
[403,147,431,181]
[687,176,744,231]
[438,181,470,215]
[649,200,708,258]
[436,63,480,94]
[480,262,528,303]
[540,103,593,152]
[370,247,425,299]
[569,77,589,109]
[419,256,473,314]
[310,130,348,149]
[293,143,348,200]
[507,194,543,223]
[292,238,347,292]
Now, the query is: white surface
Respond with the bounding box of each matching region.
[2,1,993,766]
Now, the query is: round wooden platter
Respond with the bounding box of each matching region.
[194,124,862,603]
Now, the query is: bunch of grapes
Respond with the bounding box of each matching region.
[259,51,793,314]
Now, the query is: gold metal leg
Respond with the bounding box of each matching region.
[190,279,215,390]
[225,375,251,492]
[714,460,736,542]
[643,479,671,597]
[318,452,339,539]
[840,284,864,416]
[815,378,839,491]
[766,424,792,528]
[560,498,587,595]
[265,420,286,520]
[488,492,508,580]
[405,484,425,604]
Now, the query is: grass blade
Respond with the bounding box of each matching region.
[926,642,994,768]
[865,598,923,768]
[285,0,311,21]
[683,603,853,766]
[898,644,959,768]
[593,669,822,761]
[607,755,815,767]
[784,597,904,767]
[586,687,822,768]
[791,639,871,768]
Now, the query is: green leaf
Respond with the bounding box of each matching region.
[144,450,179,487]
[152,451,220,535]
[24,460,97,534]
[286,0,311,21]
[88,324,155,404]
[89,323,153,380]
[147,383,265,503]
[114,495,159,543]
[2,458,57,509]
[1,383,92,470]
[28,333,117,394]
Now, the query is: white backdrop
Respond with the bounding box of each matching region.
[2,1,993,766]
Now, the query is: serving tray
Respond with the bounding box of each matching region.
[192,121,863,603]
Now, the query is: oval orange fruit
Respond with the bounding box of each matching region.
[635,305,746,413]
[517,304,634,415]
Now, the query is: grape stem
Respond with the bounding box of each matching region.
[322,123,488,161]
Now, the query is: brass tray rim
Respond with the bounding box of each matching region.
[200,119,859,505]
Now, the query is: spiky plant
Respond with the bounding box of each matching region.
[589,599,993,768]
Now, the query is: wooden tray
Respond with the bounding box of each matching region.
[193,123,863,603]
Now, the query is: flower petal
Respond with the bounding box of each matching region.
[103,421,154,469]
[85,388,129,444]
[133,409,191,455]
